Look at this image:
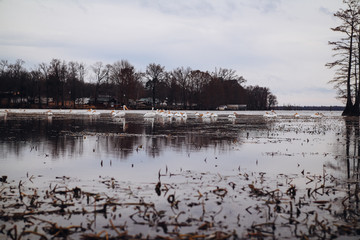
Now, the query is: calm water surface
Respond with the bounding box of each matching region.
[0,110,347,182]
[1,110,359,239]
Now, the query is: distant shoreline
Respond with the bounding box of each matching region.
[274,105,344,111]
[0,106,345,111]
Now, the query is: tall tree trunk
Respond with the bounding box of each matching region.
[343,21,355,116]
[152,77,157,108]
[183,88,186,110]
[95,83,99,105]
[46,81,49,107]
[354,56,359,115]
[38,81,42,109]
[355,32,360,116]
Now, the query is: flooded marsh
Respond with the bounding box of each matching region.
[0,110,359,239]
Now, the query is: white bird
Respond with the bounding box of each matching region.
[85,109,93,115]
[174,111,187,119]
[211,112,218,119]
[228,112,237,119]
[166,111,174,119]
[91,110,100,116]
[110,110,118,117]
[144,108,156,118]
[203,112,212,118]
[264,110,277,118]
[85,109,100,116]
[112,105,128,118]
[294,112,300,118]
[311,112,323,118]
[195,112,204,118]
[0,110,7,117]
[46,110,53,116]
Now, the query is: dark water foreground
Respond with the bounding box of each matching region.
[0,111,359,239]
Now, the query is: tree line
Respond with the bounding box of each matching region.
[0,58,277,110]
[327,0,360,116]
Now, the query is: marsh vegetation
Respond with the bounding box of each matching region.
[0,110,359,239]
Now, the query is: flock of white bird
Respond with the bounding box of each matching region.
[143,108,190,120]
[0,107,326,120]
[142,108,224,122]
[262,110,325,119]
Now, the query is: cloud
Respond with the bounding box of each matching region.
[0,0,346,106]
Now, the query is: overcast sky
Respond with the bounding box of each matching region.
[0,0,345,106]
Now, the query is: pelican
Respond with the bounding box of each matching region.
[203,112,212,118]
[264,110,277,118]
[110,110,118,117]
[294,112,300,118]
[166,111,174,119]
[311,112,324,118]
[85,109,93,115]
[91,110,100,116]
[174,111,187,119]
[85,109,100,116]
[0,110,7,117]
[144,108,156,118]
[181,112,188,119]
[118,105,128,117]
[211,112,218,119]
[112,105,128,118]
[228,112,237,119]
[195,112,204,118]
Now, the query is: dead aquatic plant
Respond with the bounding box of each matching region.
[212,187,228,198]
[0,175,7,183]
[286,184,297,198]
[248,184,266,196]
[43,223,85,238]
[81,230,109,240]
[1,168,360,239]
[155,181,161,196]
[167,194,180,209]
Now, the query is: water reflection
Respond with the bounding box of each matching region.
[342,117,360,224]
[344,117,360,179]
[3,112,360,239]
[1,112,347,184]
[0,114,269,162]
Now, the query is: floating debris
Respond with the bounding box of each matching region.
[0,167,359,239]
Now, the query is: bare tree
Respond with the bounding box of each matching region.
[246,85,271,110]
[267,93,278,109]
[327,0,360,116]
[67,61,80,107]
[172,67,191,109]
[39,62,50,107]
[145,63,165,107]
[188,70,212,108]
[30,68,43,108]
[212,67,246,85]
[0,60,8,73]
[91,61,109,105]
[48,59,67,107]
[111,60,140,106]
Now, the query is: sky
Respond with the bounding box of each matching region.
[0,0,346,106]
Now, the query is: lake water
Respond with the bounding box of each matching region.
[0,109,359,239]
[0,110,345,181]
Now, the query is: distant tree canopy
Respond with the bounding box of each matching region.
[0,58,277,110]
[327,0,360,116]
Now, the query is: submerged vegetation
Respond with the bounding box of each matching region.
[0,111,359,239]
[1,166,359,239]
